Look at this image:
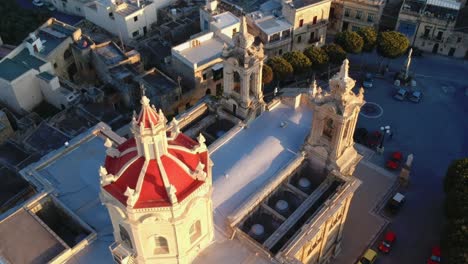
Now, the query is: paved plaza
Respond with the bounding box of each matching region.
[334,53,468,264]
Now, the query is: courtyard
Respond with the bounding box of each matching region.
[343,53,468,264]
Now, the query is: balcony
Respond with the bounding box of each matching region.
[266,37,291,49]
[110,242,136,264]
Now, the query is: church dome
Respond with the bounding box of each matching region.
[101,96,210,209]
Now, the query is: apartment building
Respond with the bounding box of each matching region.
[329,0,385,33]
[396,0,467,57]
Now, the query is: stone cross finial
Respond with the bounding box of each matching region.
[339,59,349,79]
[141,95,150,107]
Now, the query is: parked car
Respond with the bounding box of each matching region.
[394,88,408,101]
[378,231,396,253]
[357,249,377,264]
[363,73,373,88]
[387,192,406,213]
[408,90,423,103]
[427,246,441,264]
[386,151,403,170]
[32,0,44,7]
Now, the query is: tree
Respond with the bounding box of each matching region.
[262,64,273,85]
[335,31,364,54]
[323,44,347,65]
[442,158,468,264]
[267,56,293,81]
[444,158,468,193]
[304,47,329,71]
[282,51,312,74]
[377,31,410,59]
[357,27,377,52]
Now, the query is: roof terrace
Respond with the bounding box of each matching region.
[172,32,225,69]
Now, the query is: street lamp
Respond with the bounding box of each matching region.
[377,125,391,154]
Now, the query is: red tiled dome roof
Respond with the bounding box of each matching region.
[103,133,208,208]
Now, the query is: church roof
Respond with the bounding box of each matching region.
[102,96,209,209]
[135,96,160,128]
[103,134,208,208]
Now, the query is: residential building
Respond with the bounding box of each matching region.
[0,19,86,113]
[248,1,293,57]
[329,0,385,33]
[282,0,332,51]
[0,48,79,113]
[396,0,467,57]
[171,11,240,109]
[22,18,83,81]
[83,0,171,43]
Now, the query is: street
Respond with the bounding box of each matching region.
[346,52,468,264]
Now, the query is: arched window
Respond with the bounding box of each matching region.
[64,48,72,60]
[154,236,169,254]
[119,224,133,249]
[233,71,241,93]
[189,220,202,243]
[323,118,334,140]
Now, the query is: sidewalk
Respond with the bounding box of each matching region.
[333,148,398,264]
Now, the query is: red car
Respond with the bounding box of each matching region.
[386,151,403,170]
[378,231,396,253]
[427,246,441,264]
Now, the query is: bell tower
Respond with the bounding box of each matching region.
[222,16,265,119]
[100,95,214,264]
[306,59,365,176]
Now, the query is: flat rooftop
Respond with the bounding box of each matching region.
[291,0,328,8]
[211,12,240,30]
[194,103,313,263]
[28,20,77,57]
[23,129,114,263]
[94,42,126,66]
[0,208,65,263]
[174,35,225,68]
[141,70,177,95]
[0,49,47,81]
[255,16,292,35]
[24,122,71,155]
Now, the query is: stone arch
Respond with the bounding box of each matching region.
[152,235,169,254]
[105,203,128,220]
